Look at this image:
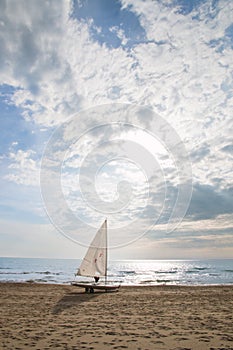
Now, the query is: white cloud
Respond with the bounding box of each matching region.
[114,230,233,259]
[1,0,232,137]
[6,149,40,186]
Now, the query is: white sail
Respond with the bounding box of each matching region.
[77,220,107,278]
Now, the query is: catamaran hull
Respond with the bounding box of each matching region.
[71,281,120,293]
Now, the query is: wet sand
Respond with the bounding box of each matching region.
[0,283,233,349]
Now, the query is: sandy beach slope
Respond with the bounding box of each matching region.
[0,283,233,350]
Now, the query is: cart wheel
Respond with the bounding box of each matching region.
[90,287,94,293]
[85,287,89,293]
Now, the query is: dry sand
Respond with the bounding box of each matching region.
[0,283,233,350]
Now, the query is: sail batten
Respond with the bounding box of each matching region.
[77,220,107,278]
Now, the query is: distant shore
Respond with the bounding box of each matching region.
[1,283,233,350]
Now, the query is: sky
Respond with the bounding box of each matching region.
[0,0,233,260]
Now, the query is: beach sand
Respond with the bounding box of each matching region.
[0,283,233,350]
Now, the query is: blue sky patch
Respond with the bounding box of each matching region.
[72,0,146,48]
[174,0,205,15]
[208,22,233,52]
[225,23,233,48]
[0,85,49,157]
[174,0,220,18]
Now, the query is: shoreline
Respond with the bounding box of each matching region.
[1,283,233,349]
[1,280,233,287]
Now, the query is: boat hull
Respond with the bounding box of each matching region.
[71,281,120,292]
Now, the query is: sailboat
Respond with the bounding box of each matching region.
[72,219,120,293]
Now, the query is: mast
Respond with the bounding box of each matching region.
[105,218,107,285]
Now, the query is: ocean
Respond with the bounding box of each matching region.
[0,257,233,286]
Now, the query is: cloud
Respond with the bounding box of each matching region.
[116,227,233,259]
[190,143,210,163]
[0,0,69,85]
[186,183,233,220]
[0,0,82,125]
[1,0,232,133]
[5,149,40,186]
